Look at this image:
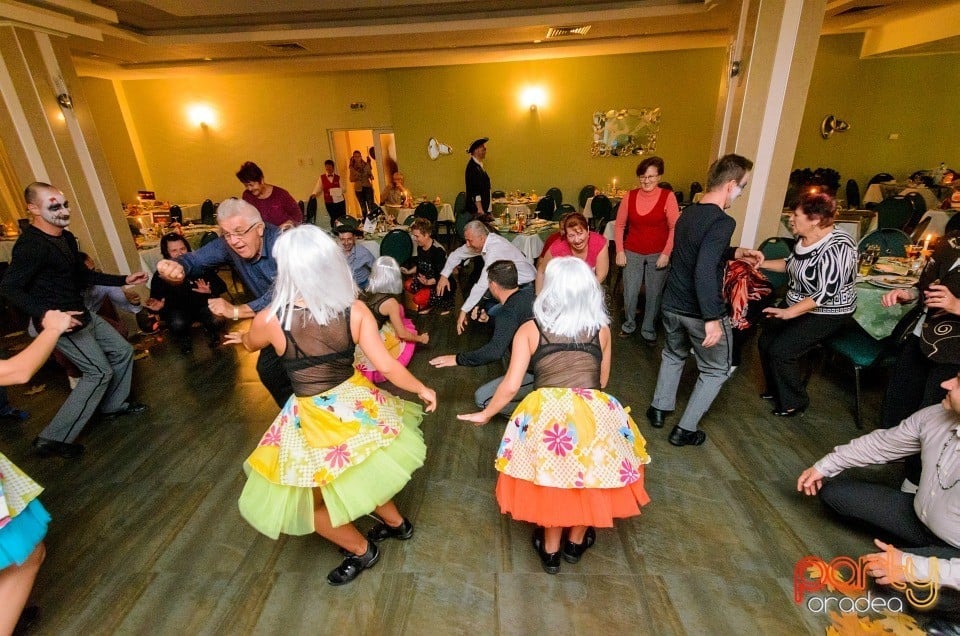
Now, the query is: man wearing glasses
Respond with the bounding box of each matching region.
[156,198,291,406]
[644,154,764,447]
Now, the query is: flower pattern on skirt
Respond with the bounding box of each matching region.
[0,452,44,528]
[496,388,650,489]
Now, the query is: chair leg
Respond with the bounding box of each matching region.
[853,365,864,429]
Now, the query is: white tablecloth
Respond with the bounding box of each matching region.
[918,209,959,237]
[396,203,454,224]
[583,195,623,219]
[863,184,940,209]
[0,239,15,263]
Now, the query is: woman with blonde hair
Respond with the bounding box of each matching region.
[458,257,650,574]
[227,225,436,586]
[355,256,428,383]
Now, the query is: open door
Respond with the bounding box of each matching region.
[328,128,396,219]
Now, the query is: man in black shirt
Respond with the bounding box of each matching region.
[646,155,764,447]
[465,137,492,222]
[1,182,149,458]
[429,260,534,414]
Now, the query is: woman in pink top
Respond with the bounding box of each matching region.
[536,212,609,292]
[614,156,680,345]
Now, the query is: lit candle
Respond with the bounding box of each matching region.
[612,178,617,189]
[924,233,931,251]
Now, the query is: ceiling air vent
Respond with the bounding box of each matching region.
[546,25,591,38]
[261,42,307,53]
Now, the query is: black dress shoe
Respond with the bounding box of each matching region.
[33,436,84,459]
[327,541,380,586]
[562,527,596,564]
[772,407,805,418]
[102,402,148,419]
[366,517,414,542]
[531,527,561,575]
[645,405,670,429]
[668,426,706,447]
[641,336,658,348]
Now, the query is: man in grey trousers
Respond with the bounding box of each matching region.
[645,155,764,447]
[1,182,149,458]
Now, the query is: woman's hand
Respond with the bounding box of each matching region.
[457,411,491,426]
[615,252,627,267]
[418,332,430,345]
[763,306,791,320]
[42,309,79,334]
[655,253,669,269]
[882,288,915,307]
[223,331,244,345]
[924,284,960,315]
[144,298,165,312]
[418,386,437,412]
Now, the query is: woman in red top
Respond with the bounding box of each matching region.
[311,160,347,225]
[535,212,608,292]
[613,156,680,345]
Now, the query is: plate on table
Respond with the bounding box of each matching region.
[868,275,918,289]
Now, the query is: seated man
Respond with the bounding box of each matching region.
[334,224,375,290]
[429,260,534,415]
[798,373,960,617]
[436,220,536,335]
[380,172,409,207]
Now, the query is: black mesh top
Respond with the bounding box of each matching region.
[529,321,602,389]
[281,307,356,397]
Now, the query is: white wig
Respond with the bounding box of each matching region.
[269,225,356,329]
[216,197,262,224]
[366,256,403,295]
[534,256,609,338]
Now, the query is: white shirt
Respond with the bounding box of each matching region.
[440,233,537,312]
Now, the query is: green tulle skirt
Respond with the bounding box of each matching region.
[238,398,426,539]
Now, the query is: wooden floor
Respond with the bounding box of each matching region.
[0,294,921,635]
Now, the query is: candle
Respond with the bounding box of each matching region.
[612,178,617,189]
[924,233,931,251]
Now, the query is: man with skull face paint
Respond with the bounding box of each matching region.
[0,183,149,458]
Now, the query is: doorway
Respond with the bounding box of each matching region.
[328,128,397,219]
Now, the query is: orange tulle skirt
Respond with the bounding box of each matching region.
[495,466,649,528]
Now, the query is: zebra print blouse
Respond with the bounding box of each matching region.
[784,229,857,315]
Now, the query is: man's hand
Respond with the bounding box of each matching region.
[615,252,627,267]
[279,221,295,232]
[797,466,825,495]
[702,319,722,347]
[125,271,149,286]
[144,298,165,312]
[457,411,491,426]
[122,288,141,305]
[436,275,450,295]
[223,331,244,346]
[156,259,185,283]
[734,247,765,268]
[42,309,81,334]
[429,354,457,368]
[863,540,906,586]
[192,279,212,294]
[208,298,234,318]
[456,310,469,335]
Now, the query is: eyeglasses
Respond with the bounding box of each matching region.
[639,175,660,181]
[223,221,261,240]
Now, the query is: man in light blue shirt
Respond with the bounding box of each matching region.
[334,225,375,289]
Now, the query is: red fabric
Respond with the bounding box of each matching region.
[723,259,772,330]
[548,231,607,268]
[320,174,341,204]
[539,232,563,258]
[495,467,649,528]
[623,189,670,255]
[403,277,431,309]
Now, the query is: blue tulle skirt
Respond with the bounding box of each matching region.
[0,499,49,570]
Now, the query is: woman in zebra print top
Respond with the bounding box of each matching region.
[757,192,858,417]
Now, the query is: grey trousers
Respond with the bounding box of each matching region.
[651,310,732,432]
[475,372,535,416]
[621,250,668,340]
[42,314,134,442]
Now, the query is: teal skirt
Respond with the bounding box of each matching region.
[0,499,50,569]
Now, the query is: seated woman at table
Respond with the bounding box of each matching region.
[225,225,436,586]
[535,212,608,293]
[879,234,960,486]
[380,172,408,207]
[145,233,226,353]
[614,156,680,345]
[758,192,858,417]
[355,256,429,383]
[457,257,650,574]
[402,218,454,315]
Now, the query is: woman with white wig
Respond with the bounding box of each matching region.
[458,257,650,574]
[355,256,428,384]
[226,225,436,586]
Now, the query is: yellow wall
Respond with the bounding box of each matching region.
[78,78,144,203]
[794,34,960,192]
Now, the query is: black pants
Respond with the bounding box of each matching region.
[881,335,960,483]
[163,305,218,345]
[326,200,346,225]
[356,187,375,219]
[758,311,849,410]
[256,345,293,408]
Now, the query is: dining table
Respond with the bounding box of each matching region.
[491,199,537,219]
[582,193,623,219]
[863,183,942,210]
[493,220,559,262]
[393,202,455,224]
[853,273,916,340]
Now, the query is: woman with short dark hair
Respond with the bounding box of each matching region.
[758,192,857,416]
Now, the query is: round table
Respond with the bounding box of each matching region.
[853,279,915,340]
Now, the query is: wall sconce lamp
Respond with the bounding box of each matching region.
[820,115,850,139]
[56,93,73,109]
[187,104,216,128]
[520,86,546,112]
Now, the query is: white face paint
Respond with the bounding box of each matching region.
[729,184,743,203]
[38,192,71,227]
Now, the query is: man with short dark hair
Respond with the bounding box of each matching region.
[236,161,302,230]
[430,260,535,414]
[333,225,375,289]
[1,182,149,458]
[465,137,492,221]
[646,154,764,447]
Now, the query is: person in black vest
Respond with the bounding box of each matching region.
[465,137,492,222]
[1,182,149,458]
